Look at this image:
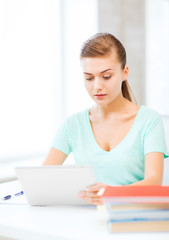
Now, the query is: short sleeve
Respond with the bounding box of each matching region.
[144,114,169,158]
[51,121,72,155]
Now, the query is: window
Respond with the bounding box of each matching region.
[0,0,98,180]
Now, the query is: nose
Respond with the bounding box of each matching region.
[94,77,103,90]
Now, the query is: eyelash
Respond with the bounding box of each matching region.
[86,77,93,81]
[85,76,111,81]
[103,76,111,80]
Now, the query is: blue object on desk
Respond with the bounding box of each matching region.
[3,195,11,200]
[1,191,24,201]
[14,191,24,197]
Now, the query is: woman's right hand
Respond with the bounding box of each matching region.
[78,182,107,205]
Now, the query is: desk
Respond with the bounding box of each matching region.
[0,181,169,240]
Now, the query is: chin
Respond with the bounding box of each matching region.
[94,100,109,105]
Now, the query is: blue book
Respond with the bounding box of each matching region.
[106,203,169,220]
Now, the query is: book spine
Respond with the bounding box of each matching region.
[107,219,169,233]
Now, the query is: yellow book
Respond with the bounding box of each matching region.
[108,202,169,211]
[108,219,169,233]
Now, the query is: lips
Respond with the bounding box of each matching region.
[94,94,107,96]
[94,94,107,99]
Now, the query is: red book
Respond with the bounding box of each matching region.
[101,185,169,203]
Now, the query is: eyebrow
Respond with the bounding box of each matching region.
[83,68,113,75]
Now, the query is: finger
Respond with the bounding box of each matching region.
[82,195,104,205]
[86,182,103,191]
[79,190,99,198]
[82,196,103,205]
[85,191,99,198]
[79,188,105,201]
[79,191,102,201]
[87,183,107,192]
[78,191,104,205]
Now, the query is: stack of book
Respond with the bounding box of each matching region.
[101,185,169,233]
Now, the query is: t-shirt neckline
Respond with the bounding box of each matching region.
[86,105,144,154]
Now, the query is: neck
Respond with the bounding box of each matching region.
[94,94,131,118]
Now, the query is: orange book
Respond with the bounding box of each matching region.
[101,185,169,203]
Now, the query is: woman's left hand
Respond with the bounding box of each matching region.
[78,182,107,205]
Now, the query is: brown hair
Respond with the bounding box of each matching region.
[80,32,136,103]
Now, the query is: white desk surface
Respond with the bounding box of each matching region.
[0,181,169,240]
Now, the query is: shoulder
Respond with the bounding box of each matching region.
[66,108,88,121]
[60,109,89,139]
[140,105,161,122]
[63,108,89,128]
[138,105,163,134]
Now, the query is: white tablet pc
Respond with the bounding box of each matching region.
[15,165,96,206]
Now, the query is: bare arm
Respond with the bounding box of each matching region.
[42,148,68,165]
[78,152,164,205]
[130,152,164,186]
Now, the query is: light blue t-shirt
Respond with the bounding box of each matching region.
[52,106,169,186]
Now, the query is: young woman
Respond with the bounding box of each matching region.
[43,33,169,205]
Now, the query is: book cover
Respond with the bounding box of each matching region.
[101,185,169,203]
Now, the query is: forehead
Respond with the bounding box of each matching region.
[81,54,121,74]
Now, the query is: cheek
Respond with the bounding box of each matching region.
[110,77,122,89]
[84,82,92,93]
[108,80,120,90]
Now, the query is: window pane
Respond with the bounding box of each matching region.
[0,0,98,166]
[0,0,61,162]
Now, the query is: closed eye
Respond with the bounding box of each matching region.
[85,77,93,81]
[103,76,111,80]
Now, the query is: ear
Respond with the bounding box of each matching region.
[122,66,129,81]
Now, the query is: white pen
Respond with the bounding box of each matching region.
[97,188,105,196]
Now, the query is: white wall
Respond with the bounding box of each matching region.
[98,0,146,106]
[146,0,169,115]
